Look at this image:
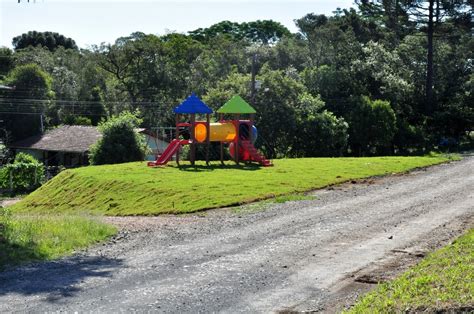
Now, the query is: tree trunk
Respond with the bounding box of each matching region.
[425,0,435,114]
[250,53,257,106]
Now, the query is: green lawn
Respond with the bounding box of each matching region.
[0,208,116,269]
[11,156,454,216]
[347,229,474,313]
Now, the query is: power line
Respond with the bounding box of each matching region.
[0,112,106,116]
[0,97,164,106]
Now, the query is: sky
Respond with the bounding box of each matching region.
[1,0,355,49]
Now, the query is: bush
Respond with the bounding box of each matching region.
[89,111,149,165]
[292,93,349,157]
[0,153,45,193]
[63,116,92,126]
[348,96,397,156]
[0,144,11,165]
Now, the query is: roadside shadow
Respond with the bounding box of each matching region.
[0,254,124,302]
[0,241,50,269]
[177,163,262,172]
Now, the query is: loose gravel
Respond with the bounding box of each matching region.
[0,157,472,313]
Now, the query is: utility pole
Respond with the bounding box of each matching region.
[250,52,257,106]
[425,0,435,114]
[40,114,44,133]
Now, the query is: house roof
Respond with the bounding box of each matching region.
[11,125,102,153]
[0,84,13,90]
[173,93,213,114]
[217,95,256,114]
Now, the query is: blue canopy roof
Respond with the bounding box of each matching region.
[173,93,213,114]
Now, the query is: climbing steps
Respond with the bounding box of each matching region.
[240,140,273,167]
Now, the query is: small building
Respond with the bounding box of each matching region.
[10,125,101,167]
[10,125,167,167]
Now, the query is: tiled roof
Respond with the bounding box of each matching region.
[11,125,102,153]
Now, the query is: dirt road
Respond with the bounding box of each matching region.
[0,157,472,312]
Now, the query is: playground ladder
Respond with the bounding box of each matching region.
[240,140,273,167]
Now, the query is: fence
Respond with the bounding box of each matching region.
[0,164,62,195]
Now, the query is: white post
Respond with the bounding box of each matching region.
[9,169,13,193]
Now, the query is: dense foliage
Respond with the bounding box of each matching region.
[0,1,472,157]
[0,153,45,193]
[12,31,78,51]
[89,111,148,165]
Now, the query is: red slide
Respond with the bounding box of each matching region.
[240,140,273,167]
[148,139,189,167]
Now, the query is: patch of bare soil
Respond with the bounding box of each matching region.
[0,198,22,208]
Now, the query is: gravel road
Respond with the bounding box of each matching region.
[0,157,473,313]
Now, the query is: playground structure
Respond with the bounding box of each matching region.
[147,94,272,167]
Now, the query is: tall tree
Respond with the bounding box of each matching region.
[357,0,473,113]
[189,20,291,44]
[0,48,14,79]
[12,31,78,51]
[404,0,472,114]
[0,64,53,140]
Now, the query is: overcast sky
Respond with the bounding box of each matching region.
[1,0,355,49]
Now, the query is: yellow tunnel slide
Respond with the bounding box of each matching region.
[194,122,236,143]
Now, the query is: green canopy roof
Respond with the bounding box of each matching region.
[217,95,256,114]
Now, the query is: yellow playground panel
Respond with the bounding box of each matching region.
[194,122,236,143]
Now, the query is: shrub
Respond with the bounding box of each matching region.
[63,116,92,126]
[0,144,11,165]
[0,153,45,193]
[89,111,149,165]
[348,96,397,156]
[292,93,349,157]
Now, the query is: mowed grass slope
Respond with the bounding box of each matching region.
[13,156,452,215]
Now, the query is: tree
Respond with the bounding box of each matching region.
[267,36,310,71]
[203,72,251,110]
[12,31,78,51]
[0,48,14,79]
[204,68,301,158]
[0,64,53,141]
[0,152,45,193]
[245,20,292,44]
[188,36,249,95]
[353,41,414,101]
[89,111,148,165]
[11,46,54,73]
[431,72,474,143]
[302,65,358,116]
[63,115,92,126]
[189,20,291,44]
[84,86,107,125]
[356,0,414,42]
[360,0,473,113]
[348,96,397,155]
[295,10,368,67]
[292,93,348,157]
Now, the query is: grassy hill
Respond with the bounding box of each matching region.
[12,156,453,216]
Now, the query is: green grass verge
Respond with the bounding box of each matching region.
[347,229,474,313]
[12,156,454,216]
[0,208,116,269]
